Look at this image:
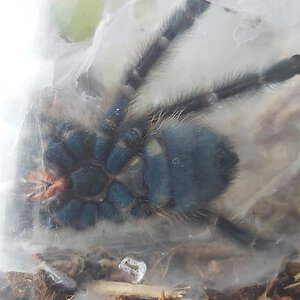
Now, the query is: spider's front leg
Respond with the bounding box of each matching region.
[93,0,211,166]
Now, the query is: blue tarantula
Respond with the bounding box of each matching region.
[14,0,300,256]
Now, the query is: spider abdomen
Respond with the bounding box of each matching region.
[143,121,239,213]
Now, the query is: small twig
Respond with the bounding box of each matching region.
[88,280,188,299]
[257,256,291,300]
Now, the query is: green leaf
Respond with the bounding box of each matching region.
[53,0,104,42]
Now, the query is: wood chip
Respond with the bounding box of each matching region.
[88,280,188,299]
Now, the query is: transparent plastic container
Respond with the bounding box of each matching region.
[1,1,300,299]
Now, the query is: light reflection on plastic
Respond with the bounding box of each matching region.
[0,0,42,102]
[0,0,42,239]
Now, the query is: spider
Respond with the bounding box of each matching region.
[13,0,300,257]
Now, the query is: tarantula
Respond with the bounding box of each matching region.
[13,0,300,256]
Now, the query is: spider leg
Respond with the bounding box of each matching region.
[194,208,298,258]
[94,0,211,165]
[109,0,211,113]
[125,0,210,90]
[148,55,300,119]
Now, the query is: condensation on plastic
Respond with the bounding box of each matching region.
[0,0,300,298]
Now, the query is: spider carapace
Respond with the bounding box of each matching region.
[15,0,300,256]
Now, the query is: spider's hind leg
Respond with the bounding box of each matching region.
[216,215,298,255]
[184,208,298,258]
[149,55,300,119]
[214,212,299,258]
